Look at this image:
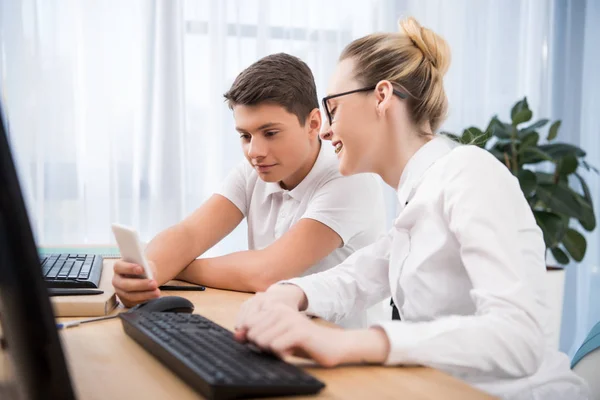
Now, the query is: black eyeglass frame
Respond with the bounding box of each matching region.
[321,85,408,125]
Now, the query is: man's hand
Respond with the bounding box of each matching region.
[112,260,160,307]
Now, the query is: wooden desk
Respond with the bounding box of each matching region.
[52,288,495,400]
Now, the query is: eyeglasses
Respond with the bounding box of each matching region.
[321,85,408,126]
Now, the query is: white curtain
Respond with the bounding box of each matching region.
[1,0,598,356]
[0,0,390,255]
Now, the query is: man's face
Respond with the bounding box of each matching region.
[233,103,316,185]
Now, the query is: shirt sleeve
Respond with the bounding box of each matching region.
[216,160,250,216]
[301,173,385,246]
[280,229,393,325]
[373,147,546,379]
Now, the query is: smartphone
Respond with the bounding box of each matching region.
[111,223,154,280]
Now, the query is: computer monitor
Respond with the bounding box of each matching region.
[0,103,76,399]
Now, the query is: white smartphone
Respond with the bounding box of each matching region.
[111,223,154,280]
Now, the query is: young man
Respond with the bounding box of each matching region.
[112,53,385,325]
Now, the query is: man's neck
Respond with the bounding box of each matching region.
[280,140,321,191]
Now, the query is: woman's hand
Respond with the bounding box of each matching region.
[235,302,391,367]
[235,284,308,341]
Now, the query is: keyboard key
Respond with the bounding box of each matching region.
[58,260,75,278]
[42,258,57,275]
[68,261,84,279]
[78,266,91,279]
[46,261,64,279]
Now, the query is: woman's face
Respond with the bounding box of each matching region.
[320,59,385,176]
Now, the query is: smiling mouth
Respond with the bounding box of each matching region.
[334,142,343,154]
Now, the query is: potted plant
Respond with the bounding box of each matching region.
[443,98,597,348]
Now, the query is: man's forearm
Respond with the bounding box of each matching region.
[145,224,202,285]
[133,194,243,286]
[176,250,280,293]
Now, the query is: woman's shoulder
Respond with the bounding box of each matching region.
[420,143,524,202]
[440,144,514,181]
[446,143,503,167]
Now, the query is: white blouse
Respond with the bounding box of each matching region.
[284,136,589,399]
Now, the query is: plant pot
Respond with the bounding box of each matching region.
[545,266,566,350]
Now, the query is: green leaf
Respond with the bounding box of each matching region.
[487,117,511,139]
[512,109,533,126]
[534,210,565,248]
[582,160,600,174]
[579,203,596,231]
[464,127,483,137]
[473,131,492,147]
[561,214,571,231]
[547,120,561,141]
[489,149,506,164]
[461,128,473,144]
[551,247,570,265]
[535,172,554,185]
[519,131,540,149]
[511,98,530,120]
[495,138,521,147]
[574,172,594,205]
[491,125,511,139]
[441,132,462,144]
[521,147,553,164]
[562,228,587,262]
[572,174,596,231]
[538,143,586,159]
[519,119,549,136]
[536,182,586,220]
[461,127,490,147]
[556,154,578,176]
[517,170,537,197]
[581,161,590,171]
[485,116,499,132]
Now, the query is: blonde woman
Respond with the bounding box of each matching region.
[234,17,588,399]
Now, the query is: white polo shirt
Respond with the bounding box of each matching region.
[218,141,386,279]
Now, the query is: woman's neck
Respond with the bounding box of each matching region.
[377,129,432,189]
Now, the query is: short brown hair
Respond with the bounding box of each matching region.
[340,17,450,133]
[223,53,319,126]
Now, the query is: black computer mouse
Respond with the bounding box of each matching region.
[129,296,195,314]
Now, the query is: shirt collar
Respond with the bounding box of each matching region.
[396,135,457,207]
[263,141,328,200]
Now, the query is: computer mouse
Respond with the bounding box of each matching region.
[129,296,195,314]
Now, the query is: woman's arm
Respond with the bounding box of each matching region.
[235,229,394,337]
[282,229,394,324]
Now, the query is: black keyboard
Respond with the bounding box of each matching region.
[40,253,103,288]
[119,311,326,400]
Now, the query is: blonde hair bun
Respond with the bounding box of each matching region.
[400,17,450,76]
[340,15,450,132]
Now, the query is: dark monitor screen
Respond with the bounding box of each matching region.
[0,102,76,399]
